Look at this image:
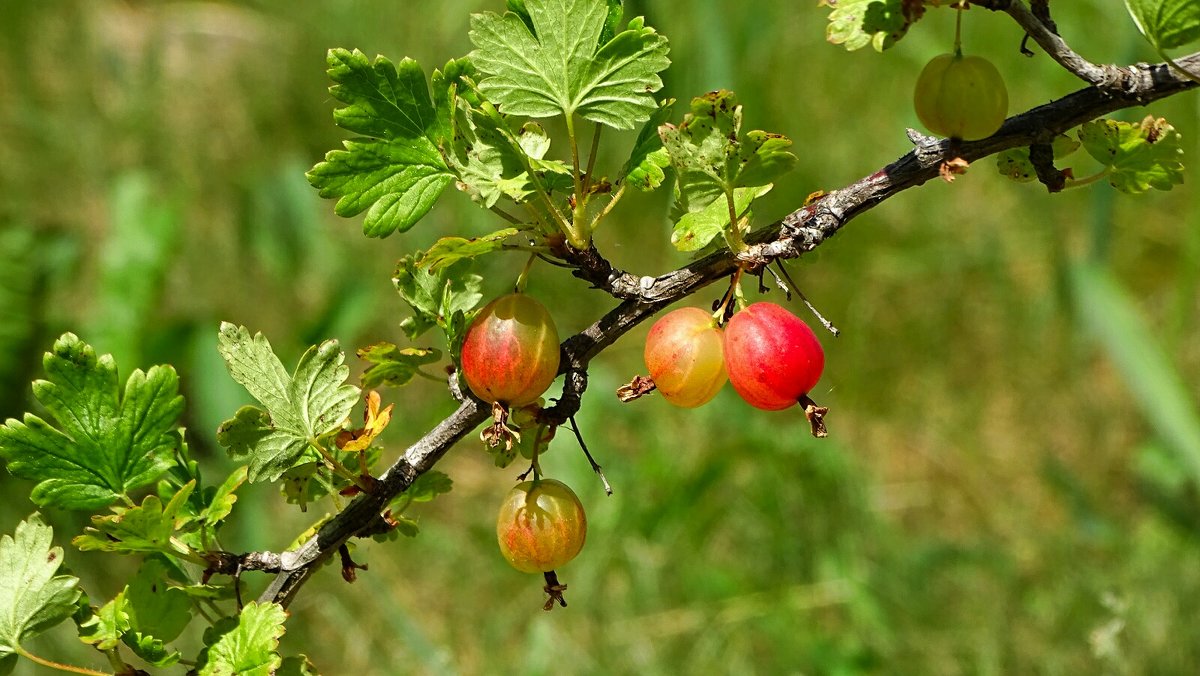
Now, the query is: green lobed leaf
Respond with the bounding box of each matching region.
[197,601,287,676]
[216,324,359,482]
[660,91,795,235]
[660,91,796,197]
[418,228,522,271]
[200,466,249,530]
[308,140,454,238]
[457,116,549,207]
[80,559,190,667]
[78,590,130,651]
[450,104,571,207]
[393,257,484,343]
[125,559,191,643]
[672,185,771,252]
[1079,117,1184,194]
[0,333,183,510]
[73,482,196,555]
[121,559,190,666]
[619,99,675,191]
[995,135,1082,183]
[279,462,324,512]
[469,0,670,129]
[357,343,444,389]
[0,515,82,662]
[1125,0,1200,50]
[825,0,922,52]
[307,49,456,237]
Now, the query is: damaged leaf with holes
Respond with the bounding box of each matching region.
[996,135,1082,183]
[659,90,796,251]
[825,0,925,52]
[1079,116,1185,194]
[393,256,483,348]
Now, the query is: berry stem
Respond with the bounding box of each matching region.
[514,252,537,294]
[953,4,964,56]
[712,268,745,325]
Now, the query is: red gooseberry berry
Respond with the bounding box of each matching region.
[723,302,824,411]
[643,307,727,408]
[460,293,560,407]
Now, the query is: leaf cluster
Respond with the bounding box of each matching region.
[996,116,1184,193]
[0,325,454,673]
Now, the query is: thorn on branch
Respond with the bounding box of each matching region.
[774,262,840,337]
[764,266,792,300]
[234,564,244,611]
[569,415,612,496]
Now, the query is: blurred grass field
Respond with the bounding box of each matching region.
[2,1,1199,674]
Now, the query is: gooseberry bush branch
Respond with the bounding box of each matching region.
[251,43,1200,610]
[0,1,1197,673]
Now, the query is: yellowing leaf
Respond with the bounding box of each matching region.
[339,391,394,452]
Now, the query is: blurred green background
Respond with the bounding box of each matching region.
[2,1,1199,674]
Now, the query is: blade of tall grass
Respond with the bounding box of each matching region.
[1070,261,1200,482]
[86,172,181,369]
